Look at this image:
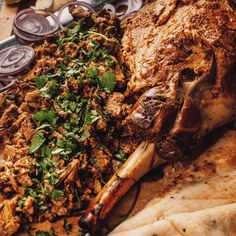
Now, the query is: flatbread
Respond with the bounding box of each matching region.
[110,203,236,236]
[110,130,236,235]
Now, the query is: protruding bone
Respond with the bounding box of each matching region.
[79,142,166,233]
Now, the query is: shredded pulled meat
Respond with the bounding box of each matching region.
[0,9,137,236]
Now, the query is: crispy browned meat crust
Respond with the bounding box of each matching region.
[78,1,236,232]
[122,0,236,160]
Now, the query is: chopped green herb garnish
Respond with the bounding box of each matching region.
[28,188,38,198]
[87,67,99,84]
[40,80,59,98]
[36,231,48,236]
[107,57,115,68]
[79,130,91,142]
[34,110,57,125]
[17,197,26,208]
[36,76,48,89]
[36,123,52,131]
[36,229,55,236]
[29,132,46,154]
[50,189,64,200]
[22,13,128,227]
[100,71,116,93]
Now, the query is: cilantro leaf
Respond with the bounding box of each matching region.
[36,123,52,131]
[52,148,72,156]
[29,132,46,154]
[79,130,91,142]
[58,20,83,44]
[18,197,26,208]
[35,76,49,89]
[57,139,75,150]
[36,230,55,236]
[28,188,38,198]
[87,67,99,79]
[100,71,116,93]
[34,110,57,125]
[40,80,59,98]
[69,101,77,112]
[77,75,83,85]
[107,57,115,68]
[50,189,64,200]
[40,145,52,159]
[86,109,100,124]
[70,20,82,36]
[36,231,48,236]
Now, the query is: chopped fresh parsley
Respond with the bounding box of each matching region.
[50,189,64,200]
[36,231,48,236]
[29,132,46,154]
[100,71,116,93]
[36,229,55,236]
[79,130,91,142]
[87,67,99,84]
[34,109,57,125]
[40,80,59,98]
[36,76,48,89]
[28,188,38,198]
[17,197,26,208]
[58,20,83,44]
[107,57,115,68]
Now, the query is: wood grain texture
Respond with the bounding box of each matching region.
[0,0,93,41]
[0,1,18,40]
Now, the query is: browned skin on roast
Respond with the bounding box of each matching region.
[123,0,236,161]
[80,0,236,233]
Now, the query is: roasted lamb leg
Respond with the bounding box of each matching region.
[124,0,236,160]
[80,0,236,232]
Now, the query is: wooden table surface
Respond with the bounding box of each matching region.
[0,0,70,41]
[0,0,19,41]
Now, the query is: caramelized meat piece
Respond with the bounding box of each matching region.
[0,104,18,128]
[123,0,236,160]
[106,92,131,119]
[0,196,21,236]
[80,1,236,231]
